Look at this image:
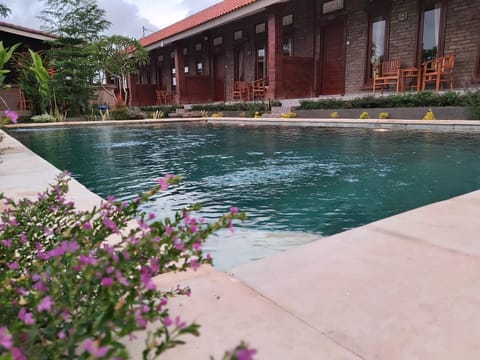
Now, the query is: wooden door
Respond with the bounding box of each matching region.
[213,53,226,101]
[320,21,346,95]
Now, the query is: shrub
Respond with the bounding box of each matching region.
[31,113,56,123]
[1,110,18,126]
[280,112,297,118]
[423,108,436,120]
[212,112,224,118]
[0,173,251,359]
[466,91,480,120]
[378,112,390,119]
[330,111,339,119]
[359,111,369,119]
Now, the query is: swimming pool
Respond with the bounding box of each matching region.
[9,123,480,268]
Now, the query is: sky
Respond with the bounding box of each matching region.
[4,0,220,39]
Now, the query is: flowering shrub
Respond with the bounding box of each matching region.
[423,108,436,120]
[280,112,297,119]
[359,111,369,119]
[330,111,339,119]
[378,112,390,119]
[0,173,252,359]
[1,110,18,126]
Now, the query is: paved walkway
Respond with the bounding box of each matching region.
[1,122,480,359]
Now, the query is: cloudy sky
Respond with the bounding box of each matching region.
[4,0,219,39]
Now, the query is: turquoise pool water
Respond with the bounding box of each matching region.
[9,123,480,268]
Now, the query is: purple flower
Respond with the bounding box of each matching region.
[140,267,156,290]
[163,316,173,327]
[192,242,202,251]
[5,110,18,124]
[158,178,169,190]
[7,262,19,270]
[11,347,26,360]
[0,326,12,350]
[230,207,239,214]
[84,339,110,358]
[189,259,200,272]
[37,296,54,312]
[101,277,114,287]
[174,315,186,329]
[18,308,35,325]
[236,346,257,360]
[1,239,12,247]
[103,218,119,233]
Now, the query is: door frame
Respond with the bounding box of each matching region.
[316,17,347,96]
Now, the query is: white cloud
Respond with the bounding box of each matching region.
[4,0,219,39]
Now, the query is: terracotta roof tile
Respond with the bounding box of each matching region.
[139,0,257,47]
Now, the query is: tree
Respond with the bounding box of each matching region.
[39,0,110,42]
[93,35,149,105]
[0,3,11,18]
[39,0,111,115]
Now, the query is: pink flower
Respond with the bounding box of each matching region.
[189,259,200,272]
[0,326,12,350]
[192,242,202,251]
[18,308,35,325]
[230,207,239,214]
[5,110,18,124]
[101,277,114,287]
[11,347,26,360]
[158,177,169,190]
[103,217,119,233]
[174,315,186,329]
[163,316,173,326]
[37,296,54,312]
[236,346,257,360]
[84,339,110,358]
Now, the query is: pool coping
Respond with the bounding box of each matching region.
[2,125,480,359]
[4,117,480,132]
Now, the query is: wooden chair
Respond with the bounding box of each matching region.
[232,81,249,101]
[252,78,266,100]
[155,89,167,105]
[373,60,401,95]
[18,88,32,111]
[422,53,456,91]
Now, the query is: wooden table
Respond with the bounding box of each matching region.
[400,67,422,93]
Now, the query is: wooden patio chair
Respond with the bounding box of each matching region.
[252,78,266,100]
[18,88,32,111]
[373,60,401,95]
[155,89,167,105]
[421,53,456,91]
[232,81,249,101]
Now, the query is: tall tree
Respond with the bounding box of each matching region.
[39,0,111,115]
[40,0,110,42]
[0,3,11,18]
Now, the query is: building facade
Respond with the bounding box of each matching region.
[131,0,480,106]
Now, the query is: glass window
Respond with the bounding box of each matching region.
[196,61,203,75]
[283,37,293,56]
[369,15,386,79]
[256,47,267,79]
[234,47,245,81]
[422,2,442,61]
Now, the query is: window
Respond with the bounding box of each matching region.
[367,14,388,81]
[283,37,293,56]
[256,46,267,79]
[170,58,176,88]
[234,47,245,81]
[234,30,243,41]
[213,36,223,47]
[255,23,266,34]
[282,14,293,26]
[196,60,203,75]
[418,0,446,63]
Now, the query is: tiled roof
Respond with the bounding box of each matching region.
[139,0,257,47]
[0,21,56,40]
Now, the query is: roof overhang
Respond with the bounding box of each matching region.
[0,23,56,42]
[145,0,288,51]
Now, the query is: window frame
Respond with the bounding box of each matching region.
[416,0,447,66]
[364,5,390,85]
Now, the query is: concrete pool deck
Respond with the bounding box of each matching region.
[1,120,480,359]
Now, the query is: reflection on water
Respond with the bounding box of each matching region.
[9,124,480,269]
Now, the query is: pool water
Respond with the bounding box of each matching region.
[9,123,480,268]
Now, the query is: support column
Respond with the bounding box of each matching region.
[174,45,185,104]
[267,5,284,99]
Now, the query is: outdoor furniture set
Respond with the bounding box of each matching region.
[373,53,456,95]
[155,89,177,105]
[232,78,267,101]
